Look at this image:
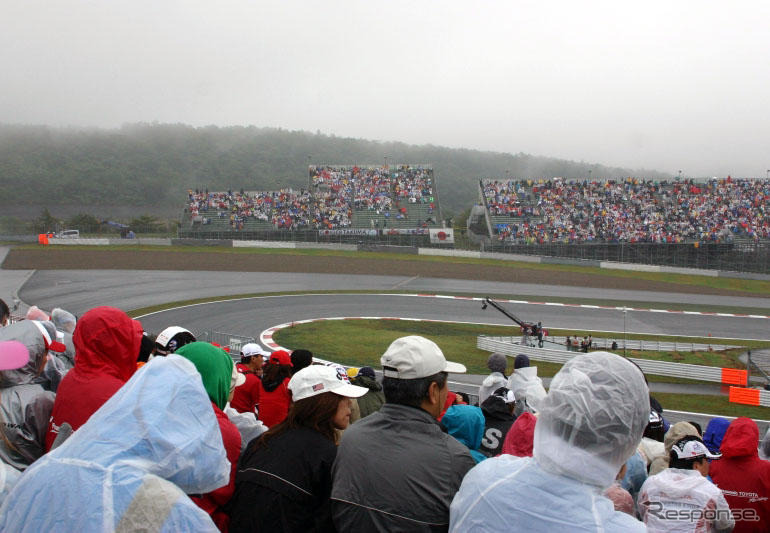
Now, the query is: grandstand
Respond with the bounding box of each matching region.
[178,164,444,243]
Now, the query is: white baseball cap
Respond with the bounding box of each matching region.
[671,437,722,460]
[155,326,196,353]
[289,365,368,402]
[380,336,466,379]
[241,343,270,358]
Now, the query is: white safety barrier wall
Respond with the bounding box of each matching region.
[478,336,747,385]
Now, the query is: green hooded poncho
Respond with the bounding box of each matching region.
[176,341,233,410]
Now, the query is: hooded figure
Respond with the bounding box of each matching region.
[648,421,699,476]
[51,308,77,334]
[351,366,385,419]
[442,405,487,463]
[702,417,731,454]
[507,363,546,415]
[450,352,649,532]
[0,321,59,469]
[501,411,536,458]
[176,342,242,531]
[477,353,507,405]
[0,355,226,532]
[709,417,770,532]
[45,306,143,451]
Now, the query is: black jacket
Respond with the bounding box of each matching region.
[479,395,516,457]
[229,426,337,532]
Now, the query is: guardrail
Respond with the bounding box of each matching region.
[493,335,741,353]
[729,387,770,407]
[478,336,748,385]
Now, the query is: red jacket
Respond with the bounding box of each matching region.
[230,371,260,415]
[257,377,290,428]
[191,402,241,532]
[45,306,143,451]
[709,417,770,533]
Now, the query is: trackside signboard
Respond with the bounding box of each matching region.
[429,228,454,244]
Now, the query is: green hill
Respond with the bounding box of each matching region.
[0,123,670,217]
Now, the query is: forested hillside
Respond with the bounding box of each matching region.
[0,123,670,216]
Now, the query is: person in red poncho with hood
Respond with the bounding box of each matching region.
[256,350,293,428]
[45,306,143,451]
[709,417,770,533]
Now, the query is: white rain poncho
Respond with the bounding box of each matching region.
[507,365,547,413]
[450,352,649,533]
[51,308,77,334]
[0,354,229,532]
[0,321,57,469]
[0,463,20,506]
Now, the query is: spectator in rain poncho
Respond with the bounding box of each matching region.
[0,320,64,470]
[0,354,227,532]
[506,353,546,415]
[176,341,242,531]
[45,306,143,451]
[477,353,508,405]
[51,307,77,334]
[703,417,731,455]
[0,339,31,504]
[450,352,649,532]
[442,404,487,463]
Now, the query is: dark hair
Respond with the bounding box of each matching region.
[0,298,9,323]
[456,392,470,404]
[262,362,293,386]
[290,349,313,373]
[255,392,344,449]
[137,335,156,363]
[383,372,448,408]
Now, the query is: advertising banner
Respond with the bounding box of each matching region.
[429,228,454,244]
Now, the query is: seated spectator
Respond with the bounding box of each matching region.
[703,417,731,454]
[479,386,516,457]
[0,339,30,502]
[621,450,648,506]
[501,410,536,458]
[290,348,313,374]
[229,365,367,532]
[350,366,385,419]
[648,421,700,476]
[710,417,770,532]
[507,354,546,415]
[450,352,649,532]
[638,436,734,532]
[45,306,144,451]
[230,343,265,415]
[638,410,666,467]
[442,404,487,463]
[332,336,474,532]
[0,355,228,532]
[154,326,196,355]
[0,321,63,469]
[257,350,293,427]
[478,352,508,405]
[176,342,243,531]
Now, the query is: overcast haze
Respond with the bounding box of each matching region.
[2,1,769,177]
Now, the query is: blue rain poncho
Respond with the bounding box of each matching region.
[450,352,649,532]
[0,354,229,532]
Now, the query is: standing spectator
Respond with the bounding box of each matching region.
[350,366,385,419]
[710,417,770,532]
[229,365,367,532]
[45,306,144,451]
[0,321,62,469]
[0,355,228,532]
[257,350,293,427]
[638,436,734,533]
[442,404,487,463]
[331,335,474,532]
[176,342,242,531]
[477,352,507,405]
[479,386,516,457]
[450,352,649,532]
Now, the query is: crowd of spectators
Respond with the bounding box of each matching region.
[185,166,436,232]
[1,296,768,531]
[483,177,770,244]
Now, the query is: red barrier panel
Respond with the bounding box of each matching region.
[729,387,760,406]
[721,368,748,386]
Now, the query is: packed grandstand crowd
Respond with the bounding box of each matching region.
[483,177,770,244]
[186,165,435,231]
[0,296,768,531]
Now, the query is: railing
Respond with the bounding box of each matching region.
[478,336,748,385]
[197,331,257,360]
[498,335,741,353]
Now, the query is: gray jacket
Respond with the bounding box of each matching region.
[0,321,57,470]
[331,403,475,532]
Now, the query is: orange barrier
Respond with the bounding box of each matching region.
[721,368,748,386]
[729,387,760,406]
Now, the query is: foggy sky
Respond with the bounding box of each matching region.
[2,0,769,178]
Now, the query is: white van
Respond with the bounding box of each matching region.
[56,229,80,239]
